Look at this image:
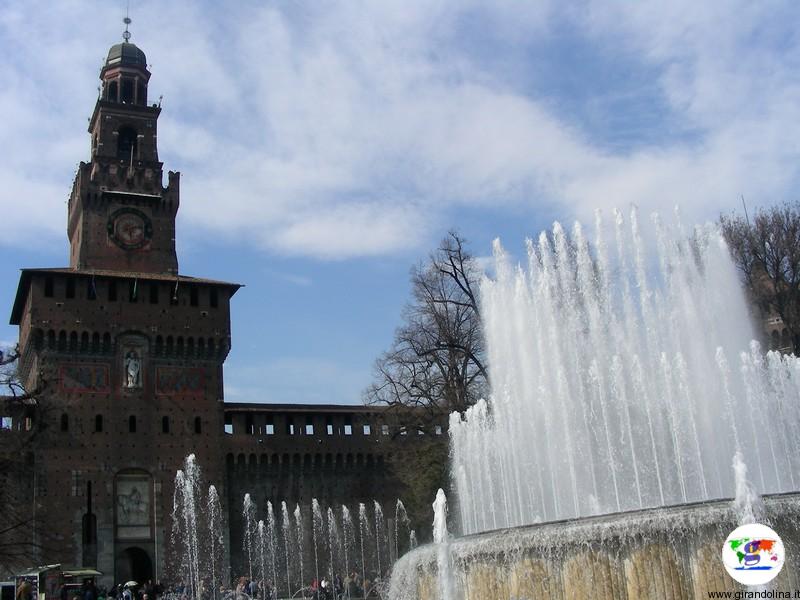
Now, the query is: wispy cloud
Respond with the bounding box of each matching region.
[1,0,797,260]
[263,268,313,287]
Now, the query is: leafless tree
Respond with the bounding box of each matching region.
[364,232,487,429]
[720,202,800,353]
[0,345,51,575]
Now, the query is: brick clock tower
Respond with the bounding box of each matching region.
[10,31,239,585]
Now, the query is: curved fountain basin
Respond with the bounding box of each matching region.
[389,493,800,599]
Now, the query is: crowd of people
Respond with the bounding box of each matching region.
[15,573,385,600]
[225,571,381,599]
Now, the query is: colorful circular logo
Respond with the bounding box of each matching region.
[722,523,784,585]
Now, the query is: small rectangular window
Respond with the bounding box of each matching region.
[108,280,117,302]
[44,276,54,298]
[435,425,443,435]
[326,423,334,435]
[224,423,233,435]
[210,288,218,308]
[129,280,138,302]
[95,415,103,433]
[289,423,295,435]
[363,424,371,435]
[190,286,198,307]
[149,283,159,304]
[266,424,274,435]
[87,278,97,300]
[382,424,389,436]
[400,427,407,436]
[344,424,352,436]
[162,416,170,434]
[66,278,75,299]
[1,417,13,430]
[305,424,314,435]
[129,415,137,433]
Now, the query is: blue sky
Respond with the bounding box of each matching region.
[1,1,798,404]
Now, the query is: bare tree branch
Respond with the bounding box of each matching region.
[720,202,800,353]
[363,232,487,427]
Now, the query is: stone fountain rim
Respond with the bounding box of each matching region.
[396,491,800,568]
[454,491,800,541]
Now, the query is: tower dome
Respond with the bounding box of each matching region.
[105,42,147,68]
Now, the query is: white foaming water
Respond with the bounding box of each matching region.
[450,209,800,534]
[432,489,453,600]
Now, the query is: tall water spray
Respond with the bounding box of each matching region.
[172,466,200,599]
[207,485,225,600]
[171,455,227,600]
[266,502,278,588]
[242,494,257,580]
[281,501,292,594]
[326,507,338,581]
[358,503,369,578]
[294,504,305,596]
[432,490,453,600]
[342,506,355,582]
[450,209,800,534]
[256,520,268,588]
[311,499,323,583]
[394,500,411,561]
[373,501,386,577]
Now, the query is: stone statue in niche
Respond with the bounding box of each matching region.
[124,351,141,388]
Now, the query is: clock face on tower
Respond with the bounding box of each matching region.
[107,208,153,250]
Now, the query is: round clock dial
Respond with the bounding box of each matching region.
[107,208,153,250]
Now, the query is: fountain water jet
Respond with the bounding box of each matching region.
[266,502,278,589]
[294,504,305,597]
[450,210,800,531]
[170,455,228,600]
[281,501,292,594]
[207,485,224,600]
[358,503,370,579]
[242,495,256,581]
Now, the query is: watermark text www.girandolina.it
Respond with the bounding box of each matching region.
[707,591,800,599]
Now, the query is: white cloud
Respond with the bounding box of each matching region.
[1,0,798,258]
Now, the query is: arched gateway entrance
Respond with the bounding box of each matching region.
[116,546,153,584]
